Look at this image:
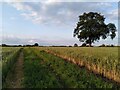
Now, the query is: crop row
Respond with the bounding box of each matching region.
[32,47,118,88]
[35,47,119,84]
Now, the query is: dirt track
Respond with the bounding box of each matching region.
[5,51,24,88]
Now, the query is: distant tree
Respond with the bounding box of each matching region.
[2,44,7,47]
[99,44,105,47]
[74,43,78,47]
[34,43,39,46]
[73,12,117,47]
[18,45,22,47]
[25,45,32,47]
[111,44,114,47]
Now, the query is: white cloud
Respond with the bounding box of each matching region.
[28,39,35,43]
[8,2,118,26]
[96,2,112,7]
[33,16,43,23]
[8,2,33,11]
[106,9,118,20]
[21,11,38,20]
[42,0,61,5]
[10,2,24,10]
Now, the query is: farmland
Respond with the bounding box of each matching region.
[2,47,21,83]
[2,47,120,88]
[39,47,120,83]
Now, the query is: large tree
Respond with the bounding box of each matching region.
[73,12,117,46]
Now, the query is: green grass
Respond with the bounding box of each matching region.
[23,48,63,88]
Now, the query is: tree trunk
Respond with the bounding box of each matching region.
[88,37,92,47]
[89,43,92,47]
[89,39,92,47]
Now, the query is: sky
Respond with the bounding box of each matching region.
[1,0,119,46]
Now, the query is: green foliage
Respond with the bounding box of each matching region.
[74,12,117,46]
[74,43,78,47]
[34,43,39,46]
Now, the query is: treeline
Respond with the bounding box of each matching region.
[1,43,39,47]
[80,43,117,47]
[1,44,22,47]
[1,43,119,47]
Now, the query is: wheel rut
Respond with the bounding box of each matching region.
[5,50,24,88]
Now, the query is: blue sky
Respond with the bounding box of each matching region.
[1,0,119,46]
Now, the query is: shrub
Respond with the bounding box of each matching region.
[74,43,78,47]
[99,44,105,47]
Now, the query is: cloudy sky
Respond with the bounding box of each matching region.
[1,0,119,46]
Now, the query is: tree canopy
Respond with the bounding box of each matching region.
[73,12,117,46]
[34,43,39,46]
[74,43,78,47]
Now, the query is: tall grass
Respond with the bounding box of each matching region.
[35,47,120,84]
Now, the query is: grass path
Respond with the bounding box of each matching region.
[5,50,24,88]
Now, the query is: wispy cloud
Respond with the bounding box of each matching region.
[8,2,118,25]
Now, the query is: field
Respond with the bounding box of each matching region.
[2,47,120,88]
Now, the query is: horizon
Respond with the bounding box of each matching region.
[1,43,119,46]
[1,1,119,46]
